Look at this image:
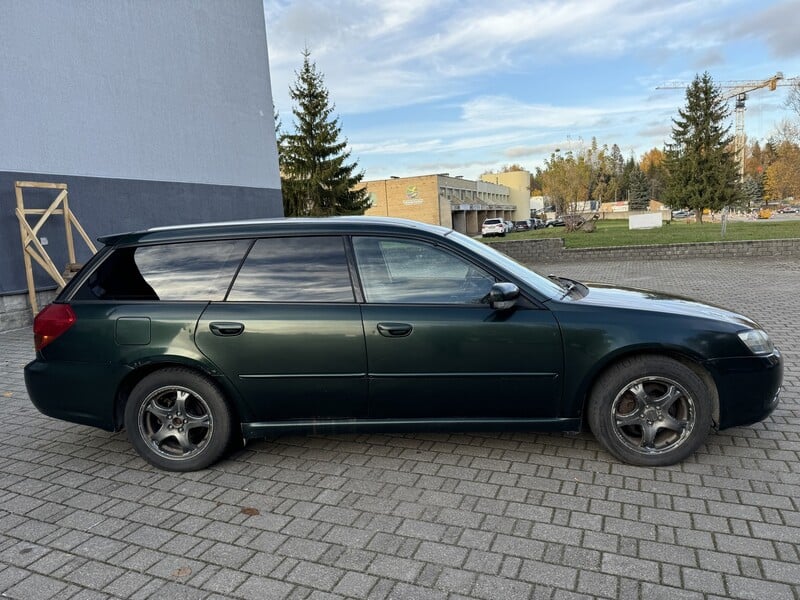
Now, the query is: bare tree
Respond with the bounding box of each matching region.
[786,81,800,120]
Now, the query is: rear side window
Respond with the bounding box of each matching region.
[73,240,250,301]
[228,236,354,302]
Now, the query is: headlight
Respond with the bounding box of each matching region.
[738,329,774,355]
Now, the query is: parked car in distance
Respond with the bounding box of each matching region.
[504,220,515,233]
[481,218,506,237]
[24,217,782,471]
[545,217,565,227]
[777,206,798,214]
[531,217,545,229]
[671,209,693,218]
[514,220,532,232]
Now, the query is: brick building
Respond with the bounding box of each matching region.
[362,173,517,235]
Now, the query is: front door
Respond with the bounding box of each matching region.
[352,236,563,420]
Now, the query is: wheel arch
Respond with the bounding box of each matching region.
[577,348,720,430]
[113,358,246,431]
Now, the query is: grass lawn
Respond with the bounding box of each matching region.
[486,218,800,248]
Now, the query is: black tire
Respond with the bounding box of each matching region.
[587,356,713,466]
[124,368,233,471]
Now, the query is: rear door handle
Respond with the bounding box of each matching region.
[209,322,245,336]
[377,322,413,337]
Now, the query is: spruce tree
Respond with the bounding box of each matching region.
[664,72,742,223]
[741,175,764,210]
[280,49,369,217]
[628,165,650,211]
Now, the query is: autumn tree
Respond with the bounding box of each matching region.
[764,141,800,202]
[640,148,666,201]
[279,49,369,217]
[664,72,742,222]
[540,150,591,220]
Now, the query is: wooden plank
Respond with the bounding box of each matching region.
[28,190,67,239]
[69,214,98,254]
[15,181,68,190]
[62,191,77,264]
[20,209,66,215]
[15,186,39,314]
[25,246,66,287]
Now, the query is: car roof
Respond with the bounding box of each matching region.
[97,216,452,246]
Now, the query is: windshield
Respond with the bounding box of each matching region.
[446,230,565,299]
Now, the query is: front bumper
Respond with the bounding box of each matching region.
[705,348,783,429]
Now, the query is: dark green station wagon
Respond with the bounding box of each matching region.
[25,217,782,471]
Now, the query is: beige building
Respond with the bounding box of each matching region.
[479,170,532,220]
[363,174,516,235]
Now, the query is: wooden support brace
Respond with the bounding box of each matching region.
[13,181,97,316]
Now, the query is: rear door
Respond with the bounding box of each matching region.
[58,239,251,427]
[195,236,368,422]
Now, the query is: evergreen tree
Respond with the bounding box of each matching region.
[628,165,650,211]
[620,155,637,202]
[741,175,764,209]
[664,72,742,223]
[608,144,625,201]
[280,49,369,217]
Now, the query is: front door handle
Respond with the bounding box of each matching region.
[209,322,245,336]
[377,322,413,337]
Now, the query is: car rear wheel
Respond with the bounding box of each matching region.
[124,368,233,471]
[587,356,712,466]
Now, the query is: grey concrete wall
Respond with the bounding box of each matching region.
[0,0,279,189]
[0,171,283,296]
[0,0,282,320]
[490,237,800,264]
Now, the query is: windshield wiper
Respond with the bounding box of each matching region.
[548,274,582,299]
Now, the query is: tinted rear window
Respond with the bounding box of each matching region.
[72,240,250,301]
[228,236,354,302]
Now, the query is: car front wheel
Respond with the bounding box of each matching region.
[124,368,233,471]
[587,356,713,466]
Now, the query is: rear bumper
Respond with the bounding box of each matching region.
[24,359,123,431]
[706,349,783,429]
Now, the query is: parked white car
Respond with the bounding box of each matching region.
[481,218,506,237]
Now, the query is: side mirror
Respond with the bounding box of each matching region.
[485,282,519,311]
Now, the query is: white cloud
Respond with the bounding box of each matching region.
[265,0,800,180]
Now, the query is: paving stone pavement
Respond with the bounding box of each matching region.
[1,256,799,600]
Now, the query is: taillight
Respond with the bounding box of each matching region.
[33,304,76,351]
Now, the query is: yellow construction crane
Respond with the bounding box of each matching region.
[657,72,800,181]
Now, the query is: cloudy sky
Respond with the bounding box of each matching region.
[264,0,800,181]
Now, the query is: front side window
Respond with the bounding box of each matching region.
[73,240,250,301]
[228,236,354,302]
[352,237,494,304]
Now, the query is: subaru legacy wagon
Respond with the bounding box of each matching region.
[25,217,782,471]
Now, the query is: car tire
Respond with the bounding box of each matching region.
[587,356,713,466]
[124,368,233,471]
